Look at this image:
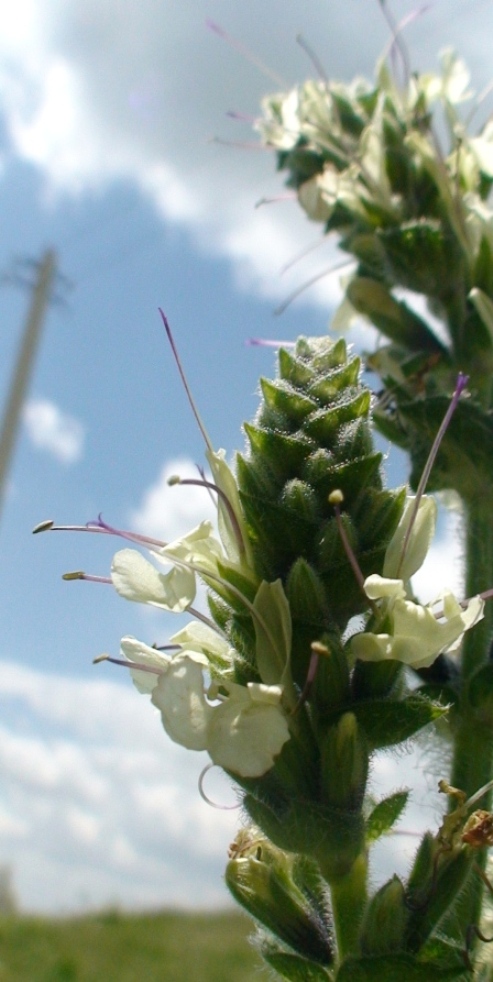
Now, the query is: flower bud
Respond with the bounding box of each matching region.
[320,712,368,812]
[225,840,333,967]
[405,833,474,951]
[359,876,408,955]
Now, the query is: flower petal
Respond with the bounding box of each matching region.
[384,495,437,581]
[151,654,211,751]
[112,548,196,611]
[206,448,252,565]
[161,521,223,576]
[363,574,406,601]
[207,684,290,778]
[351,591,485,670]
[120,636,167,694]
[169,621,231,669]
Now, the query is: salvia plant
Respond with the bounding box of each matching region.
[34,15,493,982]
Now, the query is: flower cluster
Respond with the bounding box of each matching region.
[37,340,485,791]
[257,50,493,277]
[97,445,295,780]
[256,52,493,495]
[36,327,493,979]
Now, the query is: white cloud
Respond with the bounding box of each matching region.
[0,513,463,914]
[1,1,490,310]
[130,455,217,542]
[23,397,85,463]
[0,658,240,913]
[0,654,450,914]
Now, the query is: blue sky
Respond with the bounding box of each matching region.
[0,0,488,914]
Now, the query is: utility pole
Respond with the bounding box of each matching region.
[0,249,57,521]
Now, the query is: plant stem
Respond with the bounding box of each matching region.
[328,852,368,961]
[452,501,493,785]
[449,500,493,931]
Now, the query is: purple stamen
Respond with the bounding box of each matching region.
[296,33,328,82]
[226,110,256,123]
[34,516,167,549]
[397,373,469,577]
[255,194,296,208]
[88,514,167,549]
[159,310,213,453]
[245,338,295,348]
[198,762,240,810]
[170,474,246,556]
[336,515,365,591]
[329,491,381,613]
[94,654,166,675]
[34,521,110,537]
[331,495,365,591]
[185,606,225,633]
[205,20,287,88]
[274,258,355,316]
[210,137,272,152]
[293,640,329,713]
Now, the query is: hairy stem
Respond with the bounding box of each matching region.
[450,500,493,932]
[327,853,368,962]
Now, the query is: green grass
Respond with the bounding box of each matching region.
[0,909,262,982]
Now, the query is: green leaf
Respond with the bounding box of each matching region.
[358,876,408,956]
[406,849,474,951]
[350,695,448,750]
[261,948,333,981]
[397,395,493,501]
[291,855,332,926]
[347,277,444,352]
[366,790,410,842]
[306,357,361,400]
[377,220,462,300]
[279,346,317,386]
[336,954,467,982]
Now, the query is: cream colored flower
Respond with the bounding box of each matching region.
[350,496,484,668]
[149,651,290,778]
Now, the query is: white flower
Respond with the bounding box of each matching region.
[148,651,290,778]
[120,629,291,778]
[120,635,191,694]
[110,520,231,613]
[350,496,484,669]
[111,548,196,611]
[351,579,483,669]
[169,621,232,672]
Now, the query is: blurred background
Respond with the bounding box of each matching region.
[0,0,489,916]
